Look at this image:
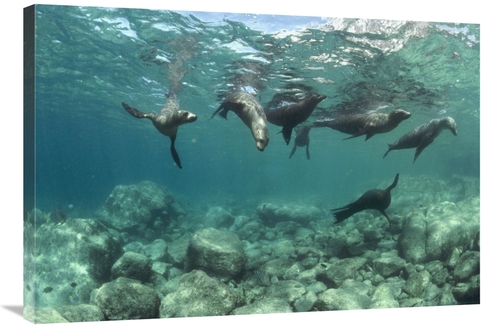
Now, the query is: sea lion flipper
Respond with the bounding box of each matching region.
[414,135,434,163]
[122,102,153,119]
[383,144,393,159]
[289,144,298,159]
[306,144,310,160]
[380,210,390,221]
[169,136,182,169]
[281,126,293,145]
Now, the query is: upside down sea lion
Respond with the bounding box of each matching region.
[289,125,312,160]
[210,92,270,151]
[265,93,326,145]
[383,116,458,163]
[332,173,399,223]
[313,108,411,141]
[122,94,197,169]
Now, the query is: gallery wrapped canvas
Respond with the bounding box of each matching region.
[23,3,479,324]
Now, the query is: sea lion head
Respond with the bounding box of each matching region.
[253,125,270,151]
[442,116,458,135]
[176,110,198,124]
[389,108,411,122]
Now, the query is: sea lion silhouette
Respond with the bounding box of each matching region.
[383,117,457,163]
[266,93,326,145]
[313,108,411,141]
[332,173,399,223]
[289,125,312,159]
[122,94,197,169]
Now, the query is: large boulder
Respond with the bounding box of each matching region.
[95,181,185,240]
[425,202,472,261]
[317,257,367,288]
[204,206,235,228]
[232,298,292,315]
[186,228,246,281]
[159,270,238,318]
[94,277,160,320]
[397,212,427,263]
[256,203,324,227]
[110,252,152,283]
[33,219,122,307]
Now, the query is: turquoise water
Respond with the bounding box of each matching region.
[31,5,479,218]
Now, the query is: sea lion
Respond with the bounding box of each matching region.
[210,92,269,151]
[121,94,197,169]
[289,125,312,160]
[265,93,326,145]
[313,108,411,141]
[332,173,399,223]
[383,116,458,163]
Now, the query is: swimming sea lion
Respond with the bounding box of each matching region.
[289,125,312,160]
[383,116,458,163]
[332,173,399,223]
[121,94,197,169]
[265,93,326,145]
[313,108,411,141]
[210,92,269,151]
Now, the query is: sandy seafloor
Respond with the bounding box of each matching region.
[2,0,498,327]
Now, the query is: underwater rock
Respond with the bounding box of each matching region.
[402,270,432,298]
[397,212,427,263]
[373,253,406,278]
[204,206,236,228]
[141,239,170,262]
[317,257,367,288]
[160,270,237,317]
[56,304,105,322]
[293,291,317,312]
[256,203,323,227]
[425,201,472,261]
[166,232,191,268]
[370,282,402,309]
[265,280,306,303]
[186,228,246,281]
[261,258,294,280]
[453,251,480,282]
[23,306,69,323]
[95,181,185,240]
[232,298,292,315]
[33,219,122,307]
[273,239,296,259]
[110,252,152,283]
[94,277,160,320]
[315,286,371,311]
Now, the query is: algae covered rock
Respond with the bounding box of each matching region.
[159,270,238,318]
[256,203,323,227]
[56,304,105,322]
[317,257,367,288]
[204,206,235,228]
[186,228,246,280]
[110,252,152,283]
[33,219,122,307]
[232,298,292,315]
[94,277,160,320]
[95,181,185,239]
[398,211,427,263]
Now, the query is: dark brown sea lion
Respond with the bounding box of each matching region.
[383,116,458,163]
[122,94,197,169]
[265,94,326,145]
[289,125,312,160]
[313,108,411,141]
[332,173,399,223]
[210,92,269,151]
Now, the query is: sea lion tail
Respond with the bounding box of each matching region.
[386,173,399,191]
[289,144,297,159]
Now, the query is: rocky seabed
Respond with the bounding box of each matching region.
[23,176,479,323]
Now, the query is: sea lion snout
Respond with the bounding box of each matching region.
[254,128,270,151]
